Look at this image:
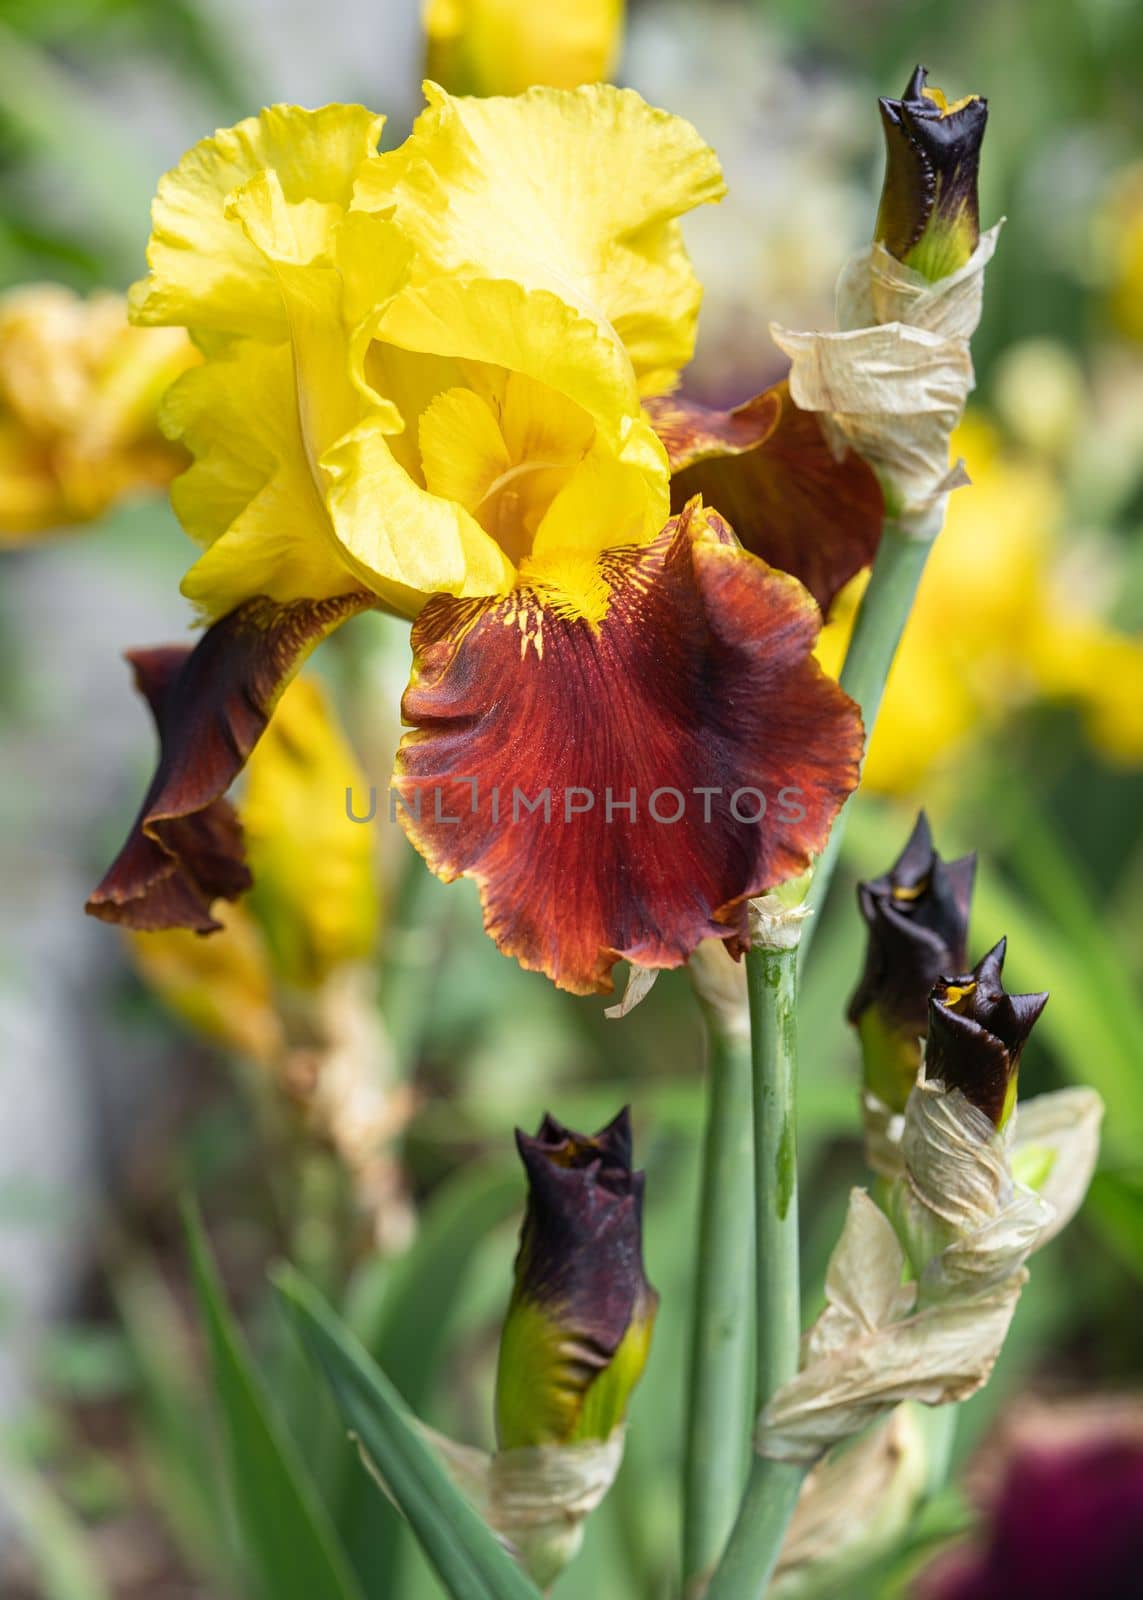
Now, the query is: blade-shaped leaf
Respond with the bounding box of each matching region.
[0,1451,111,1600]
[113,1254,233,1589]
[183,1202,364,1600]
[356,1159,521,1411]
[337,1159,521,1591]
[274,1265,542,1600]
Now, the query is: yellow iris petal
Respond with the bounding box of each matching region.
[322,411,515,606]
[1029,617,1143,764]
[356,82,724,399]
[378,272,639,446]
[167,174,511,615]
[419,372,597,563]
[133,86,714,619]
[419,386,513,509]
[166,341,362,613]
[0,285,193,540]
[131,103,385,338]
[530,417,668,567]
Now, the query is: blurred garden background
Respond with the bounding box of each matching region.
[1,0,1141,1594]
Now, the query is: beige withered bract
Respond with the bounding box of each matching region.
[1011,1087,1104,1248]
[758,1071,1103,1464]
[418,1424,626,1592]
[757,1184,1025,1463]
[771,225,1000,529]
[771,1405,929,1598]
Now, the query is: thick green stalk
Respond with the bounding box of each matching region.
[682,1020,755,1593]
[746,947,800,1403]
[800,520,934,961]
[705,936,808,1600]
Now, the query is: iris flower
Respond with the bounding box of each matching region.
[88,85,878,995]
[0,285,193,541]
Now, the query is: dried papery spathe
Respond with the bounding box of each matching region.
[417,1425,626,1591]
[757,1078,1102,1464]
[771,225,1000,533]
[771,1404,929,1599]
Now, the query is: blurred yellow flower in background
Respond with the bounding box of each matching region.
[1100,160,1143,343]
[244,674,382,991]
[128,900,284,1068]
[423,0,623,96]
[0,284,194,541]
[817,412,1143,793]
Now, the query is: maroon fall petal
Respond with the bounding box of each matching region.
[394,503,864,995]
[86,592,374,932]
[645,381,884,615]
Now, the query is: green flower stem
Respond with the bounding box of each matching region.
[705,936,808,1600]
[746,945,801,1405]
[800,519,935,962]
[705,1460,805,1600]
[683,1019,755,1593]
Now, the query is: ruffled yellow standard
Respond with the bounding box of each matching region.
[90,85,868,995]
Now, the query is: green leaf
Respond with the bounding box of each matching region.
[0,1450,110,1600]
[0,22,154,276]
[183,1202,364,1600]
[1086,1169,1143,1280]
[112,1255,234,1587]
[274,1265,543,1600]
[359,1160,521,1410]
[334,1159,521,1591]
[972,875,1143,1155]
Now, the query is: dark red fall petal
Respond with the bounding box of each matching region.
[645,382,884,615]
[86,592,374,933]
[394,503,863,995]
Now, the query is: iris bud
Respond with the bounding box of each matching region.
[495,1108,657,1451]
[875,65,988,281]
[848,812,975,1113]
[926,939,1049,1129]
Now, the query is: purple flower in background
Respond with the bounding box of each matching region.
[922,1436,1143,1600]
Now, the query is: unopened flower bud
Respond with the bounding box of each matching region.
[495,1108,657,1451]
[848,812,975,1113]
[926,939,1048,1128]
[875,65,988,281]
